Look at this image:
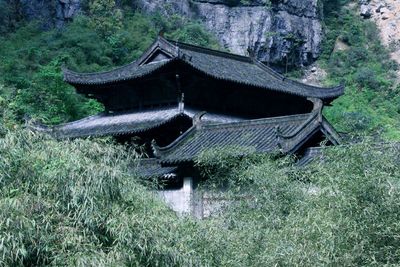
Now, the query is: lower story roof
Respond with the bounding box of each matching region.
[152,111,341,164]
[31,105,245,139]
[134,158,178,179]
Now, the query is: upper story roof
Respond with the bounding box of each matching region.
[63,36,344,100]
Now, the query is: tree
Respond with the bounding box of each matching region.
[88,0,123,38]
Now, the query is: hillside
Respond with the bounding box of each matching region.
[1,0,400,266]
[362,0,400,77]
[318,0,400,139]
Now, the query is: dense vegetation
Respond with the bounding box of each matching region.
[1,0,400,266]
[0,1,218,126]
[320,0,400,139]
[1,131,399,266]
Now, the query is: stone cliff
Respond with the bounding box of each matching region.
[15,0,323,67]
[359,0,400,79]
[135,0,323,67]
[17,0,81,28]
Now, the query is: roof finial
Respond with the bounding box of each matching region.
[179,93,185,112]
[158,29,165,38]
[275,125,282,149]
[193,111,206,129]
[151,139,161,158]
[247,46,255,58]
[307,97,323,121]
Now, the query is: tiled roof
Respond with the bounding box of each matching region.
[33,106,245,139]
[134,158,177,179]
[63,59,172,85]
[63,37,344,100]
[152,111,338,164]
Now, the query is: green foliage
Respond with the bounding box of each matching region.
[2,130,399,266]
[0,11,219,127]
[2,4,400,266]
[88,0,123,38]
[196,146,268,188]
[0,0,23,34]
[167,21,220,49]
[318,4,400,139]
[0,130,188,266]
[193,142,400,266]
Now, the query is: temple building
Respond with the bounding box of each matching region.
[37,36,344,216]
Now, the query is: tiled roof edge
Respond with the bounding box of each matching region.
[54,112,191,139]
[63,58,175,85]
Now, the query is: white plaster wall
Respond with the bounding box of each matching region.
[158,177,193,215]
[158,178,237,218]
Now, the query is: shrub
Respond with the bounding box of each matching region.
[0,130,190,266]
[193,142,400,266]
[354,67,379,89]
[1,132,400,266]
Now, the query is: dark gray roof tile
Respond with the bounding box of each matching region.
[63,37,344,100]
[41,106,245,138]
[135,158,177,179]
[153,112,332,164]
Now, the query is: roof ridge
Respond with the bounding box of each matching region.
[286,78,345,91]
[166,38,253,63]
[54,106,180,128]
[199,113,312,129]
[153,113,314,158]
[62,58,173,77]
[64,58,175,85]
[153,126,197,155]
[279,112,319,139]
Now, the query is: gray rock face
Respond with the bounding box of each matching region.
[15,0,324,67]
[19,0,81,28]
[56,0,81,27]
[135,0,323,67]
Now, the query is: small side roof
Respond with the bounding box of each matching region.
[63,36,344,100]
[134,158,178,179]
[152,111,341,164]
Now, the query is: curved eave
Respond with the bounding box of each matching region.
[53,112,191,139]
[182,59,345,100]
[62,58,175,86]
[62,42,344,100]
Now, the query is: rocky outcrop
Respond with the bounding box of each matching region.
[14,0,324,67]
[18,0,81,28]
[358,0,400,79]
[135,0,323,68]
[56,0,81,27]
[359,0,372,18]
